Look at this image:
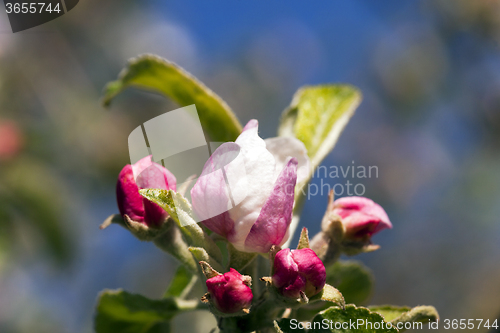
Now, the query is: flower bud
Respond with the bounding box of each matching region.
[331,196,392,240]
[205,268,253,314]
[272,248,326,299]
[116,155,176,227]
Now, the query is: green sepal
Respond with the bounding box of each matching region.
[102,54,242,142]
[100,214,170,242]
[297,227,310,249]
[205,301,251,318]
[321,196,345,242]
[265,284,308,308]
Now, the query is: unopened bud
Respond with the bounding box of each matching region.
[331,196,392,241]
[272,248,326,299]
[203,267,253,314]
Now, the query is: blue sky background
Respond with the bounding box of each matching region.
[1,0,500,332]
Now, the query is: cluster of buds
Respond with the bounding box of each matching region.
[101,118,392,318]
[259,228,337,307]
[200,228,337,317]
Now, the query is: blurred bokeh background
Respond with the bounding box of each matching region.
[1,0,500,332]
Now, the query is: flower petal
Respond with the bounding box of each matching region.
[131,155,154,180]
[227,120,277,250]
[272,248,298,289]
[191,143,240,236]
[116,164,145,223]
[242,119,258,131]
[243,158,298,253]
[333,196,392,236]
[292,248,326,296]
[265,137,310,185]
[133,155,177,191]
[236,119,267,150]
[142,197,168,227]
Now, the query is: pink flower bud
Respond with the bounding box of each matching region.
[191,120,310,253]
[332,196,392,239]
[272,248,326,299]
[116,155,176,227]
[206,268,253,314]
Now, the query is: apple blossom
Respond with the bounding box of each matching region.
[191,120,309,253]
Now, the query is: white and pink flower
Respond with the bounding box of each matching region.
[191,120,309,253]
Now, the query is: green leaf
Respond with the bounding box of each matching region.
[295,284,345,322]
[274,319,307,333]
[95,289,204,333]
[310,284,345,309]
[279,85,361,247]
[164,265,198,299]
[326,260,374,305]
[390,305,438,326]
[279,85,362,172]
[103,54,242,142]
[310,305,398,333]
[139,189,190,225]
[368,306,411,322]
[1,160,74,266]
[369,305,439,332]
